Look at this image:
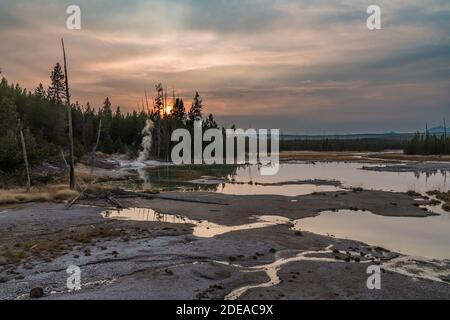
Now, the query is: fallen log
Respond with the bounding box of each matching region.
[112,190,227,205]
[66,188,228,209]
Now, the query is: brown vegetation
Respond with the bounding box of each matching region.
[0,184,78,205]
[427,191,450,212]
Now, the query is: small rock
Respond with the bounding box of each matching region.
[228,256,236,262]
[164,269,174,276]
[269,248,276,253]
[0,277,8,283]
[295,231,303,236]
[30,287,44,299]
[332,249,339,254]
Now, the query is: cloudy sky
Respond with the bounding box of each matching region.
[0,0,449,133]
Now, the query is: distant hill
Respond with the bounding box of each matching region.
[281,126,450,141]
[427,126,450,134]
[280,132,413,141]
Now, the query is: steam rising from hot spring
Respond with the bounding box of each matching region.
[138,120,154,162]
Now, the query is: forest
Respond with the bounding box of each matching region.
[0,63,218,172]
[404,131,450,155]
[1,62,449,176]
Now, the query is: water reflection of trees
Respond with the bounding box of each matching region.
[413,170,450,179]
[142,164,241,192]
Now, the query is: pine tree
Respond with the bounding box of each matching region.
[188,91,203,123]
[204,113,217,129]
[0,97,18,136]
[171,98,185,122]
[47,63,66,104]
[34,83,46,99]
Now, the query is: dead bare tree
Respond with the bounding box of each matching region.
[90,120,102,175]
[67,120,102,209]
[61,38,76,189]
[19,125,31,192]
[144,89,151,115]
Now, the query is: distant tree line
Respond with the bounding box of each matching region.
[280,137,407,152]
[405,131,450,155]
[0,64,218,171]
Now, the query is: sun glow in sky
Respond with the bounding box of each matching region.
[0,0,449,133]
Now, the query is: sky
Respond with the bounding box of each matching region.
[0,0,449,134]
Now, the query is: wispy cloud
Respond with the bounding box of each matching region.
[0,0,449,133]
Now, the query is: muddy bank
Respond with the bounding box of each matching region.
[280,151,450,163]
[362,162,450,174]
[0,190,448,300]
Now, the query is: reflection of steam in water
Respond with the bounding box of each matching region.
[102,208,290,238]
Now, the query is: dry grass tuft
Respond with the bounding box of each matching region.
[427,191,450,212]
[0,185,78,205]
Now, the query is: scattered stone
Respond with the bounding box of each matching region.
[295,231,303,236]
[0,277,8,283]
[332,249,340,254]
[164,269,174,276]
[269,248,276,253]
[30,287,44,299]
[228,256,236,262]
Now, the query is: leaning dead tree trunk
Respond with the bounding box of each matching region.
[62,38,76,190]
[19,128,31,192]
[90,120,102,175]
[67,120,103,209]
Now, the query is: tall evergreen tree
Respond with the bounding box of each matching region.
[171,98,185,122]
[47,63,66,104]
[188,91,203,123]
[34,83,46,99]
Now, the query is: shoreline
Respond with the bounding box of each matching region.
[0,189,449,300]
